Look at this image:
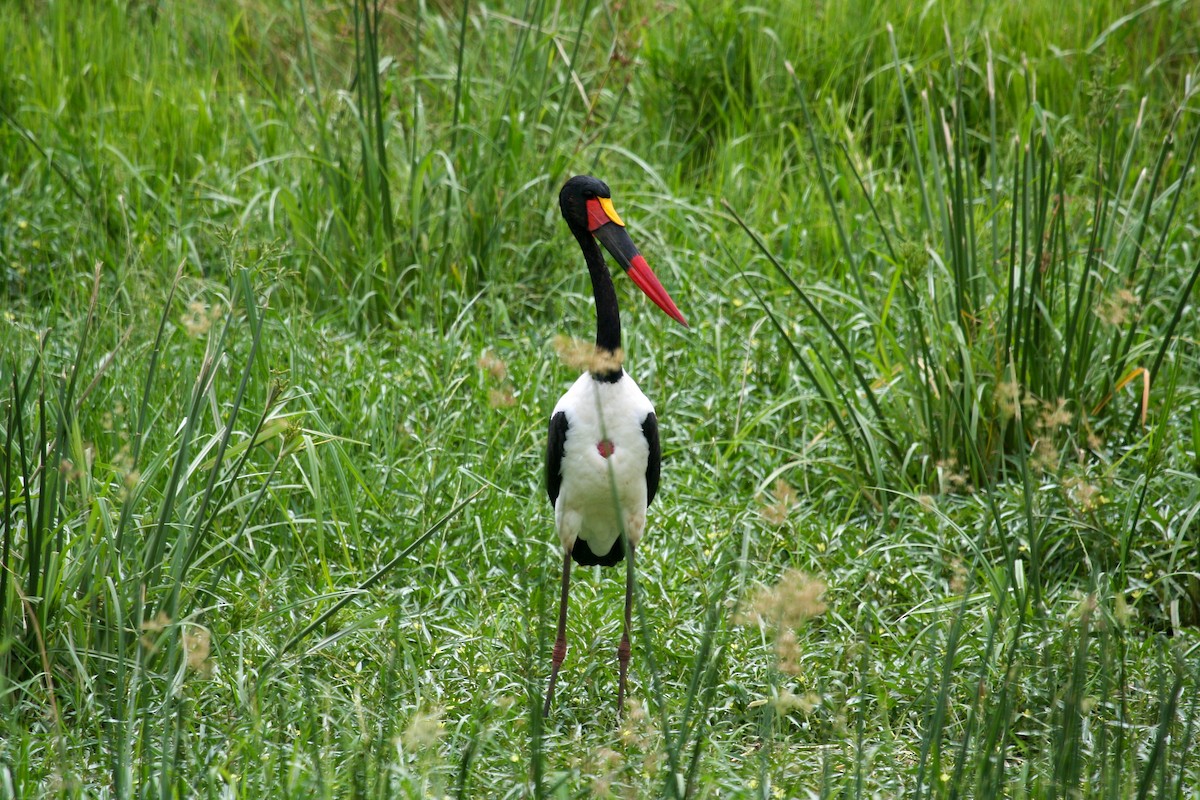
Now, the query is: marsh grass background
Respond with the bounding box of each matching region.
[2,0,1199,796]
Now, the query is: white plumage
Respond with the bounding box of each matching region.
[551,371,654,558]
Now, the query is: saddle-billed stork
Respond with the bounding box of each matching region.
[543,175,688,717]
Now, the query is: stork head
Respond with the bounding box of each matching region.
[558,175,688,328]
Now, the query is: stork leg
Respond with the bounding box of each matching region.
[617,542,635,720]
[543,550,572,716]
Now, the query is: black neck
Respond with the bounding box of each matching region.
[573,227,623,381]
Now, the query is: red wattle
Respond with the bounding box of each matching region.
[586,199,611,232]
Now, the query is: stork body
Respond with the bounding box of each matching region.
[543,176,686,718]
[548,372,657,564]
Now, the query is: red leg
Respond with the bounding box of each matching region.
[543,551,572,717]
[617,543,635,720]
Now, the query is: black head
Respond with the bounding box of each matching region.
[556,174,689,327]
[559,175,612,232]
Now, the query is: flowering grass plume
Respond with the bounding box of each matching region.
[760,479,798,525]
[180,300,223,337]
[478,350,516,407]
[401,707,444,749]
[553,335,624,374]
[477,350,508,381]
[183,624,213,676]
[738,570,827,675]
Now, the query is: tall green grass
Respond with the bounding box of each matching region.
[3,0,1199,796]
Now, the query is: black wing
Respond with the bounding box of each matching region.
[642,412,661,507]
[546,411,569,505]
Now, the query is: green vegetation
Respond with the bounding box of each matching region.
[3,0,1199,796]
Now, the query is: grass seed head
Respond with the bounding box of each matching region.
[181,300,223,337]
[619,697,652,748]
[937,457,971,494]
[1064,476,1102,512]
[141,611,170,633]
[1030,436,1058,474]
[774,688,820,715]
[760,478,799,525]
[1057,129,1092,177]
[183,624,213,676]
[139,611,171,652]
[739,569,827,672]
[1039,398,1073,430]
[1114,592,1133,627]
[996,380,1022,420]
[401,707,444,749]
[488,387,516,408]
[589,747,623,797]
[477,350,508,381]
[774,629,802,674]
[553,335,624,374]
[1097,288,1138,326]
[948,558,968,595]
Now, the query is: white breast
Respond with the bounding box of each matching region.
[552,371,654,557]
